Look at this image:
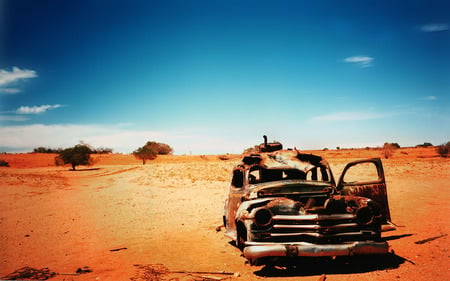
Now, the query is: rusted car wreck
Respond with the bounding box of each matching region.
[223,137,395,265]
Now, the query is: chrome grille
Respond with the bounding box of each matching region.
[253,213,378,243]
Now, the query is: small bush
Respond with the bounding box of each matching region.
[436,142,450,158]
[0,159,10,167]
[33,147,63,153]
[416,142,433,148]
[382,143,396,159]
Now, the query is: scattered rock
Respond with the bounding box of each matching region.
[76,266,93,274]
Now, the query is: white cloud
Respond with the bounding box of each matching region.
[311,111,393,122]
[344,56,374,68]
[16,104,63,114]
[0,88,21,94]
[0,67,37,86]
[420,96,437,100]
[420,23,449,32]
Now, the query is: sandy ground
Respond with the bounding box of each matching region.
[0,148,449,280]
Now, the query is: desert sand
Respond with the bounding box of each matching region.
[1,147,449,280]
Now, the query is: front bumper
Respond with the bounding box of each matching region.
[243,241,389,259]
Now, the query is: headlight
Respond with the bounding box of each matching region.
[356,206,374,225]
[254,208,273,226]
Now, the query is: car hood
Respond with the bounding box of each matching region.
[246,179,333,198]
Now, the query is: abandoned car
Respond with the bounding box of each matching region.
[223,137,395,265]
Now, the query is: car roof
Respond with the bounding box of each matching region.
[239,150,329,173]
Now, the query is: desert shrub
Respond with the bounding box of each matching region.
[0,159,10,167]
[382,143,396,159]
[416,142,433,148]
[33,147,63,153]
[390,143,401,149]
[436,142,450,158]
[55,144,94,170]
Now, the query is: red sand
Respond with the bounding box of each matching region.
[1,147,449,280]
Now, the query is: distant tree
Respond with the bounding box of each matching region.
[33,147,63,153]
[55,144,94,170]
[33,147,49,153]
[416,142,433,148]
[94,147,113,154]
[133,144,158,165]
[154,142,173,155]
[133,141,173,164]
[436,142,450,158]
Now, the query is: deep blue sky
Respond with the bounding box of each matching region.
[1,0,449,154]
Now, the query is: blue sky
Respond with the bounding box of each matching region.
[1,0,449,154]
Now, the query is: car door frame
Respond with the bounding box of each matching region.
[224,167,247,238]
[336,158,392,224]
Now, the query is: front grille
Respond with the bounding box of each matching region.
[252,213,379,243]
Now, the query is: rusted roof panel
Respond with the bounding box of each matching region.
[242,150,328,172]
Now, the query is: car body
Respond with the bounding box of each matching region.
[223,138,395,265]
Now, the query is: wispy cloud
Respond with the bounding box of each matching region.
[16,104,63,114]
[311,111,393,122]
[420,23,449,32]
[344,56,374,68]
[0,88,21,94]
[419,96,437,100]
[0,67,37,86]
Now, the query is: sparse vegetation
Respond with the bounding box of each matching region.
[382,143,396,159]
[133,141,173,164]
[34,146,112,154]
[0,159,10,167]
[436,142,450,158]
[33,147,63,153]
[390,143,401,149]
[93,147,114,154]
[55,143,94,170]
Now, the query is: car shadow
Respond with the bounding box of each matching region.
[253,252,409,277]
